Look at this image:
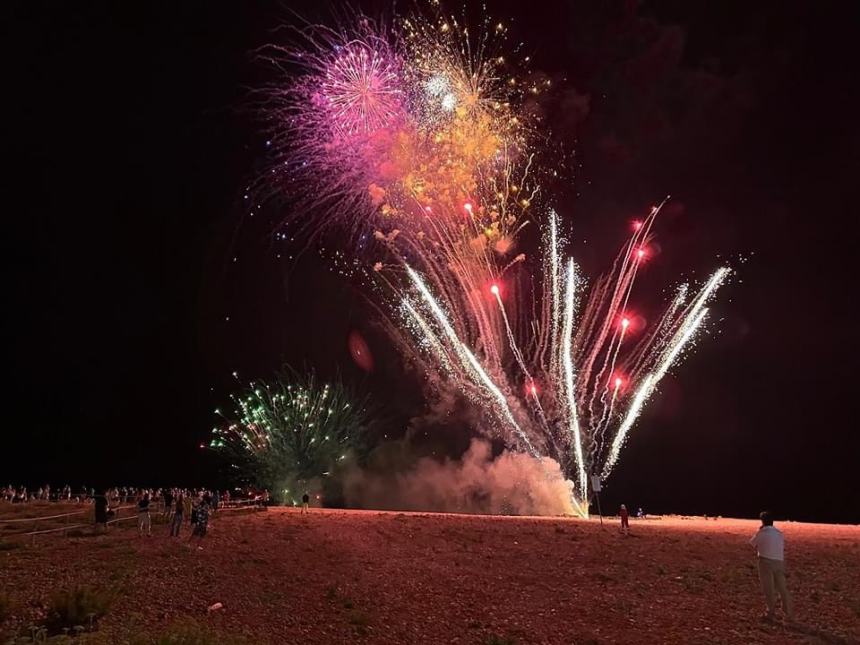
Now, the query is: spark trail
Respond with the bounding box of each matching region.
[258,7,731,515]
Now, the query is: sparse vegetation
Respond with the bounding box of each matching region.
[485,634,517,645]
[348,610,369,627]
[131,618,250,645]
[0,591,12,623]
[45,587,112,634]
[0,512,856,643]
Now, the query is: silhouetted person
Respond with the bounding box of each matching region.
[163,488,174,518]
[170,493,184,537]
[301,492,310,513]
[189,494,210,549]
[619,504,629,535]
[137,493,152,537]
[182,492,193,524]
[750,511,794,622]
[93,490,110,531]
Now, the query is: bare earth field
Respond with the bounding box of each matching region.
[1,507,858,644]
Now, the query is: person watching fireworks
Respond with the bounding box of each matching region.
[170,492,184,537]
[749,511,795,622]
[93,489,110,532]
[189,493,211,549]
[137,492,152,537]
[163,487,174,518]
[182,491,193,525]
[619,504,630,535]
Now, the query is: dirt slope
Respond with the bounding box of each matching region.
[1,508,858,644]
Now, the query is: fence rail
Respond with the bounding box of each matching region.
[0,509,90,524]
[0,498,265,544]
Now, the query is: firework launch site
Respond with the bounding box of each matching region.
[5,0,859,643]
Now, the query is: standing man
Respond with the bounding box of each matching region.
[619,504,630,535]
[170,492,184,537]
[301,491,310,514]
[182,491,193,525]
[137,492,152,537]
[163,488,174,519]
[93,489,110,532]
[749,511,794,622]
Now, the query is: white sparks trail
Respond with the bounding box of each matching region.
[399,218,729,515]
[262,12,732,517]
[406,265,537,456]
[561,259,588,499]
[602,267,729,478]
[461,346,538,457]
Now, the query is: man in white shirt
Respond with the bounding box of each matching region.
[749,511,795,621]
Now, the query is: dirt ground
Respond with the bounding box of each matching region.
[1,507,858,644]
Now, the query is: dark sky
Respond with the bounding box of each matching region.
[5,1,858,523]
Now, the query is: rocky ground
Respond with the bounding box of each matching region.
[1,507,858,644]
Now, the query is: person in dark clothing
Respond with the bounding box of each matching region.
[189,494,211,548]
[163,488,174,518]
[301,492,310,513]
[137,493,152,536]
[170,493,184,537]
[93,490,110,531]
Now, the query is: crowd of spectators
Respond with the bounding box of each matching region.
[2,484,269,506]
[3,484,270,548]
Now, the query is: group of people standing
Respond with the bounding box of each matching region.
[3,484,59,502]
[90,487,228,548]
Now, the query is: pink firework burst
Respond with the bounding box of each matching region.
[321,42,403,135]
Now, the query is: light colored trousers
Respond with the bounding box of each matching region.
[757,556,793,617]
[138,511,151,534]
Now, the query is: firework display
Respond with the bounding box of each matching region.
[258,9,729,516]
[211,372,371,504]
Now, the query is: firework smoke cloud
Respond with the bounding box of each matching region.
[257,7,729,516]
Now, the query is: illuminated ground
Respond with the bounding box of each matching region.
[1,508,858,643]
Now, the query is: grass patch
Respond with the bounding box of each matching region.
[348,610,369,627]
[680,577,705,594]
[45,586,112,634]
[0,592,12,623]
[485,635,517,645]
[66,528,103,538]
[132,618,250,644]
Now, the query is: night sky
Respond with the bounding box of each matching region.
[5,1,858,523]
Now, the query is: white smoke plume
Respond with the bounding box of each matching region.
[344,439,575,516]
